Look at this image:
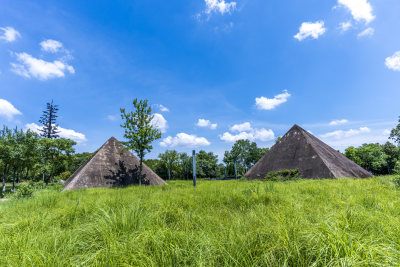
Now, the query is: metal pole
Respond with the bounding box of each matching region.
[387,160,391,175]
[192,150,196,187]
[234,161,237,179]
[224,166,227,178]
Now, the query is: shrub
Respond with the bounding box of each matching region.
[58,171,71,182]
[393,161,400,175]
[393,175,400,187]
[265,169,300,181]
[30,181,46,190]
[0,189,4,199]
[14,184,34,199]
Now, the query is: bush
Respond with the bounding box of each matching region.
[58,171,71,182]
[265,169,300,181]
[0,189,4,199]
[393,175,400,187]
[30,181,46,190]
[14,184,34,199]
[393,161,400,175]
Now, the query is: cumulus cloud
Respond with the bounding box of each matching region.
[0,27,20,42]
[25,123,87,143]
[230,122,252,132]
[294,21,326,41]
[154,104,169,112]
[151,113,168,133]
[383,129,391,135]
[197,119,217,130]
[221,122,275,143]
[11,52,75,80]
[0,99,22,120]
[339,21,352,32]
[338,0,375,24]
[220,129,275,143]
[255,90,291,110]
[385,51,400,71]
[40,39,63,53]
[320,127,371,139]
[329,119,349,126]
[160,133,210,148]
[357,27,374,38]
[205,0,236,15]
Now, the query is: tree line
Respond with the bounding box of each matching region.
[1,99,400,191]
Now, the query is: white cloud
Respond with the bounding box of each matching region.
[255,90,291,110]
[320,127,371,139]
[0,27,21,42]
[0,99,22,120]
[25,123,87,143]
[329,119,349,126]
[357,27,374,38]
[205,0,236,15]
[321,127,391,150]
[294,21,326,41]
[40,39,63,53]
[385,51,400,71]
[220,131,255,143]
[339,21,352,32]
[220,125,275,143]
[154,104,169,112]
[230,122,252,132]
[253,128,275,142]
[160,133,210,148]
[107,115,118,121]
[151,113,168,133]
[338,0,375,24]
[197,119,218,130]
[11,52,75,80]
[383,129,391,135]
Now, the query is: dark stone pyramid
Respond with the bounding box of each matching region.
[63,137,167,190]
[245,124,372,179]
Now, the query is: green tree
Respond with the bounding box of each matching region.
[389,116,400,144]
[381,142,400,174]
[346,144,387,175]
[179,152,191,180]
[196,150,219,178]
[120,99,162,185]
[39,100,59,139]
[159,150,179,180]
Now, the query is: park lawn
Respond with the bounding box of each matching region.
[0,177,400,266]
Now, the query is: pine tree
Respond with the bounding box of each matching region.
[39,100,59,139]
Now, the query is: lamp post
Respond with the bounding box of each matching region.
[192,150,196,187]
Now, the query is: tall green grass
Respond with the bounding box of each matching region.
[1,177,400,266]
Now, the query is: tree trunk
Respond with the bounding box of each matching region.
[25,168,29,180]
[168,168,171,180]
[2,165,7,192]
[12,169,16,193]
[139,155,143,186]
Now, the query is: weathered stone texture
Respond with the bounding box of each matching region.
[245,125,372,179]
[63,137,167,190]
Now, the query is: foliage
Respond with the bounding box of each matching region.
[345,143,389,175]
[393,161,400,175]
[158,150,179,180]
[223,139,268,177]
[120,99,161,185]
[13,184,34,199]
[39,100,59,139]
[392,175,400,187]
[389,116,400,144]
[265,169,300,181]
[1,178,400,265]
[59,171,71,181]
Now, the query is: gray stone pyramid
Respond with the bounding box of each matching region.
[63,137,167,190]
[245,124,372,179]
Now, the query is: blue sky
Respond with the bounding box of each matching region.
[1,0,399,160]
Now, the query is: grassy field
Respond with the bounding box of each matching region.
[1,177,400,266]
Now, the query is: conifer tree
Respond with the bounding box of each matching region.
[39,100,59,139]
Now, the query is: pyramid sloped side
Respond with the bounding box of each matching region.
[63,137,167,190]
[245,126,334,179]
[302,130,372,178]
